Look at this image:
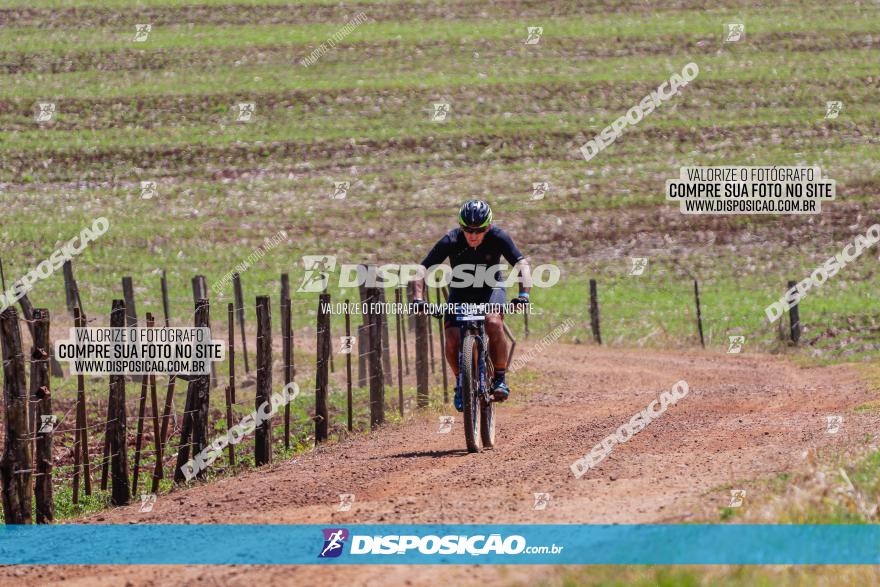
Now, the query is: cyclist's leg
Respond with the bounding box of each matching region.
[445,318,464,411]
[485,287,510,400]
[444,321,460,377]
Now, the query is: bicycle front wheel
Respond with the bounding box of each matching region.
[460,333,481,453]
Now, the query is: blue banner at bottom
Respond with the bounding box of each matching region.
[0,524,878,565]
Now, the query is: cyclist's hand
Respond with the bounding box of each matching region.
[411,299,429,314]
[511,295,530,307]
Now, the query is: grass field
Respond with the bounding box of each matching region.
[2,0,879,583]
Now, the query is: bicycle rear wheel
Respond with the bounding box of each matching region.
[460,334,481,453]
[480,338,495,448]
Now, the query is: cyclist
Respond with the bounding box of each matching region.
[411,199,531,412]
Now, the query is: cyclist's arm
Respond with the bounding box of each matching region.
[413,233,453,300]
[498,230,531,298]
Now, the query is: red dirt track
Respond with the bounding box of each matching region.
[3,343,878,586]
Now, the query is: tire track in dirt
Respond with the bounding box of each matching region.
[2,343,878,585]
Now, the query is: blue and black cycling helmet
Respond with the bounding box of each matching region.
[458,199,493,230]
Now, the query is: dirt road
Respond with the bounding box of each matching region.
[3,344,877,586]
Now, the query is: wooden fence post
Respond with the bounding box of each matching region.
[72,307,91,499]
[149,368,162,494]
[589,278,602,345]
[281,297,292,450]
[122,277,138,327]
[367,287,385,428]
[0,307,32,524]
[62,260,81,315]
[426,286,435,375]
[160,270,171,326]
[315,293,330,444]
[379,287,392,386]
[233,273,250,373]
[345,300,353,431]
[357,323,368,388]
[173,299,210,483]
[394,289,404,416]
[131,313,152,497]
[401,287,410,376]
[30,308,53,523]
[255,296,272,465]
[787,280,801,344]
[224,303,236,468]
[434,286,448,403]
[192,276,217,388]
[415,307,429,408]
[17,293,63,377]
[693,280,705,348]
[108,300,130,505]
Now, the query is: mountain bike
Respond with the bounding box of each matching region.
[435,307,495,453]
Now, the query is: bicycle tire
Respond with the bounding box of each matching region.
[461,333,481,453]
[480,335,495,448]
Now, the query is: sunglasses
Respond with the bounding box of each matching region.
[461,225,488,234]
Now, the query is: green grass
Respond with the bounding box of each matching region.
[5,7,879,54]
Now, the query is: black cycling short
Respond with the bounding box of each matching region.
[443,287,506,329]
